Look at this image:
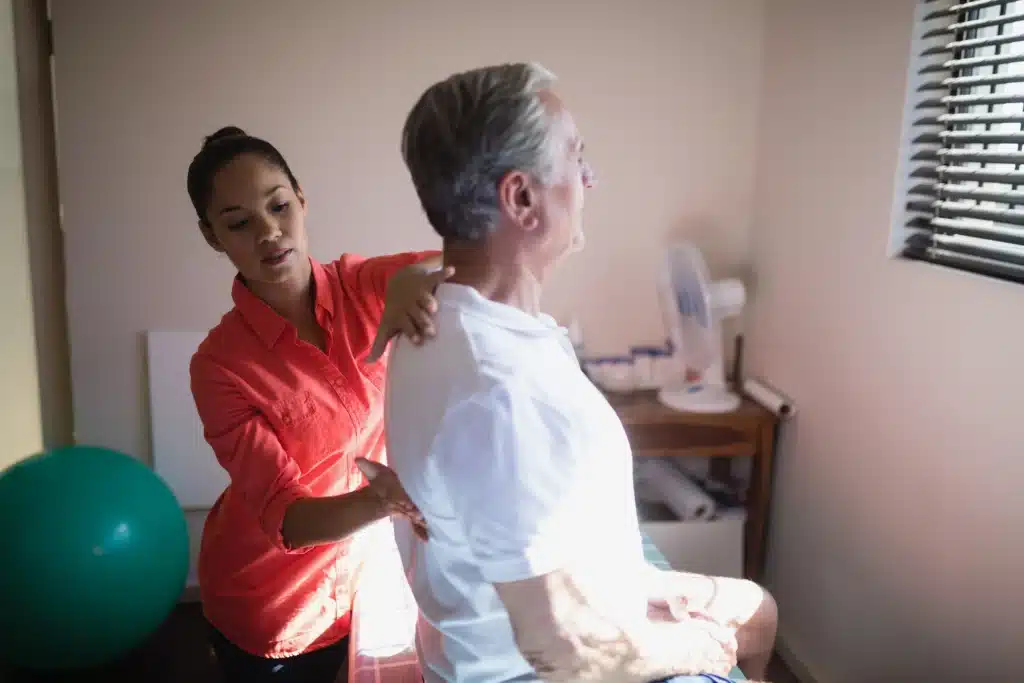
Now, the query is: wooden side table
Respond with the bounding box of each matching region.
[605,390,779,582]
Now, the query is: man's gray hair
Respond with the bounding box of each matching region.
[401,62,559,242]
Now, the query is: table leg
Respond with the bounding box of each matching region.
[744,421,776,582]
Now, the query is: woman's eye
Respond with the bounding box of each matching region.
[228,218,249,230]
[272,202,289,213]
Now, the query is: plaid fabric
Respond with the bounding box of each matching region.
[347,521,420,683]
[347,523,745,683]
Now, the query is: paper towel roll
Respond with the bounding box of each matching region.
[742,377,795,418]
[633,465,662,504]
[637,460,717,522]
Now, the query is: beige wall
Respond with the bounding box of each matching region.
[0,0,42,469]
[748,2,1024,681]
[49,0,764,595]
[49,0,764,461]
[30,1,1024,678]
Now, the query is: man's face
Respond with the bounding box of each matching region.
[533,93,594,268]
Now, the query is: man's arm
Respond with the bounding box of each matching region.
[433,383,737,682]
[494,571,737,682]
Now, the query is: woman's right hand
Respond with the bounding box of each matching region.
[355,458,428,540]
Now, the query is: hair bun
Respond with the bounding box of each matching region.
[203,126,248,148]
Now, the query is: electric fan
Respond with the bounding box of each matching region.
[656,242,746,413]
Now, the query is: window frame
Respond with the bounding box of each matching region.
[890,0,1024,286]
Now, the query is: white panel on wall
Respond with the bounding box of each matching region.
[146,330,227,510]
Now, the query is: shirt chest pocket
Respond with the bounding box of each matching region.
[269,391,351,473]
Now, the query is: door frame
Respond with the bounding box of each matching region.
[11,0,73,448]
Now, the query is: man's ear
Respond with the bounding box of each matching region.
[199,221,225,253]
[497,170,539,232]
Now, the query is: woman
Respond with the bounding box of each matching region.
[186,126,446,683]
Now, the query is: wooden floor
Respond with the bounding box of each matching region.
[0,603,801,682]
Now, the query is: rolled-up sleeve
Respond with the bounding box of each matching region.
[190,352,313,554]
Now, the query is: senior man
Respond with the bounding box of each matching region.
[375,62,777,683]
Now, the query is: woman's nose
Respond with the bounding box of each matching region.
[255,216,282,243]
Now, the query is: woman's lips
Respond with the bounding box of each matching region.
[262,248,292,266]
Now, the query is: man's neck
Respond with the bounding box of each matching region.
[443,242,544,315]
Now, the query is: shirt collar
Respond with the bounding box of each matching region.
[232,257,335,349]
[435,283,562,337]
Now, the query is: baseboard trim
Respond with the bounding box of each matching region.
[776,630,822,683]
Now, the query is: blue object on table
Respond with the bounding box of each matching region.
[641,534,747,681]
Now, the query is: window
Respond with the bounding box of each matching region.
[897,0,1024,284]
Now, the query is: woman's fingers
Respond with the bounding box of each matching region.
[386,500,429,540]
[355,457,383,481]
[400,314,423,345]
[359,458,429,540]
[427,265,456,289]
[417,291,439,315]
[407,309,435,340]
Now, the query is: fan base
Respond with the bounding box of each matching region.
[658,384,741,414]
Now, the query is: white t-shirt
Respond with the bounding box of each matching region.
[384,284,648,683]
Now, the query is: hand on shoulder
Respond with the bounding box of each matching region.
[367,264,455,362]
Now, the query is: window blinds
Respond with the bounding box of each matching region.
[902,0,1024,284]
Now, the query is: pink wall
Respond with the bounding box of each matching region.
[749,2,1024,680]
[48,2,1021,679]
[50,0,765,460]
[49,0,766,609]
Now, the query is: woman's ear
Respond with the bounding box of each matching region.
[199,221,225,253]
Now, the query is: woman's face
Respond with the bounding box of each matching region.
[200,153,309,287]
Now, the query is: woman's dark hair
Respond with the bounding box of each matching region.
[186,126,301,224]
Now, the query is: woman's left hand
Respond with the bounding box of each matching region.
[355,457,429,540]
[367,264,455,362]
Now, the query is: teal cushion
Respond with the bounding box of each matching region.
[641,534,747,681]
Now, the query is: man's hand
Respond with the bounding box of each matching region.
[355,458,428,540]
[646,596,738,676]
[367,264,455,362]
[655,617,738,677]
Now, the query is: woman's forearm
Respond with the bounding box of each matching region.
[281,486,387,550]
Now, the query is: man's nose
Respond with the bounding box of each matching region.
[582,161,595,189]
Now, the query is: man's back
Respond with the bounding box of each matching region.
[385,283,647,683]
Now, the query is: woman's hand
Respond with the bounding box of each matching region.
[355,457,428,540]
[367,264,455,362]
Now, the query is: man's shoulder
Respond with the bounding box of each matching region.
[388,303,522,386]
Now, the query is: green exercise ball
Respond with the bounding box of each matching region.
[0,445,189,671]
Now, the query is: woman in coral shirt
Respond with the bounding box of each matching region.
[186,127,445,683]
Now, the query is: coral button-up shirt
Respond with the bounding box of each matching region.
[190,252,434,659]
